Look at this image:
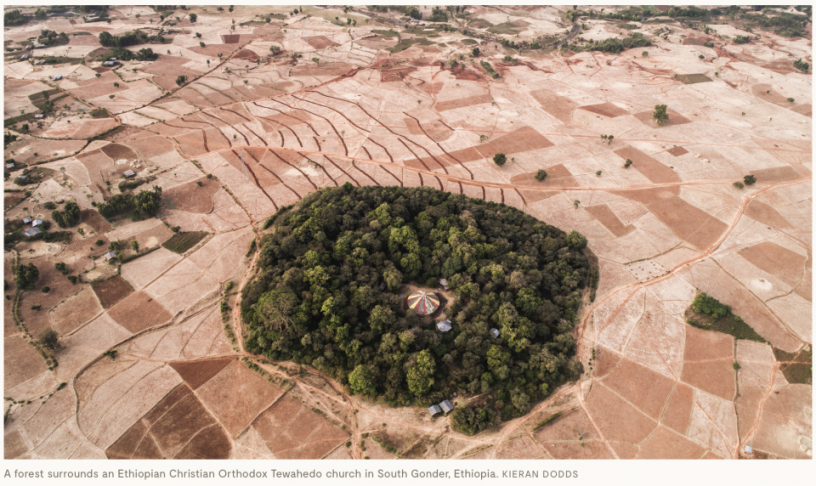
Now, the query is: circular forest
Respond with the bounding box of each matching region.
[242,185,590,435]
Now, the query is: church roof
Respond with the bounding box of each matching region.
[406,290,440,316]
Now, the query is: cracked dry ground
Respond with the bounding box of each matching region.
[4,7,812,459]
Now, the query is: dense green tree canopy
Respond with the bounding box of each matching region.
[242,185,588,421]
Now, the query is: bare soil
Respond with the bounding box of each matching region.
[91,275,134,309]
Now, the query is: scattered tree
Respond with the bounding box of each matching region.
[743,174,756,186]
[653,104,669,126]
[733,181,744,189]
[493,153,507,166]
[38,329,61,351]
[534,170,547,181]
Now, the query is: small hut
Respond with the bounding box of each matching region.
[490,328,500,339]
[436,320,452,333]
[24,227,42,238]
[439,400,454,414]
[428,404,442,416]
[104,251,118,261]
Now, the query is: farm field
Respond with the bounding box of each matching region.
[2,5,811,461]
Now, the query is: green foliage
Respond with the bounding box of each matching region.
[99,30,166,49]
[532,411,563,430]
[162,231,208,254]
[51,201,80,228]
[4,10,29,26]
[733,181,744,189]
[733,35,752,44]
[243,186,588,411]
[584,36,651,54]
[743,174,756,186]
[653,104,669,126]
[793,59,809,73]
[451,406,498,435]
[176,74,188,86]
[38,329,60,351]
[692,293,730,319]
[189,13,197,23]
[493,153,507,166]
[565,231,587,251]
[429,7,447,22]
[54,262,69,275]
[41,286,50,293]
[534,170,547,181]
[97,186,162,221]
[15,263,39,291]
[37,30,70,47]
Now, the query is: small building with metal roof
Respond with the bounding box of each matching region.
[24,227,42,238]
[436,320,452,333]
[32,219,43,227]
[439,399,454,414]
[34,114,45,119]
[105,251,118,261]
[428,404,442,416]
[102,60,117,67]
[53,74,63,81]
[22,217,32,224]
[490,328,500,339]
[123,170,136,178]
[19,53,30,61]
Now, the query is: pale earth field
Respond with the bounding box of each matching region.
[2,5,812,460]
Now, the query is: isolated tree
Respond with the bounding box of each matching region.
[472,47,480,57]
[189,13,197,23]
[38,329,61,351]
[733,181,744,189]
[175,74,188,86]
[653,104,669,126]
[15,263,39,291]
[493,153,507,167]
[743,174,756,186]
[534,169,547,181]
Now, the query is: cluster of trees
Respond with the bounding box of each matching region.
[4,10,29,26]
[744,11,808,37]
[794,58,809,73]
[692,293,731,319]
[667,7,710,18]
[100,30,167,49]
[37,30,70,47]
[371,5,422,20]
[97,186,162,221]
[15,263,39,291]
[733,35,752,44]
[587,34,651,54]
[428,7,447,22]
[51,201,81,228]
[104,47,158,62]
[242,185,588,425]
